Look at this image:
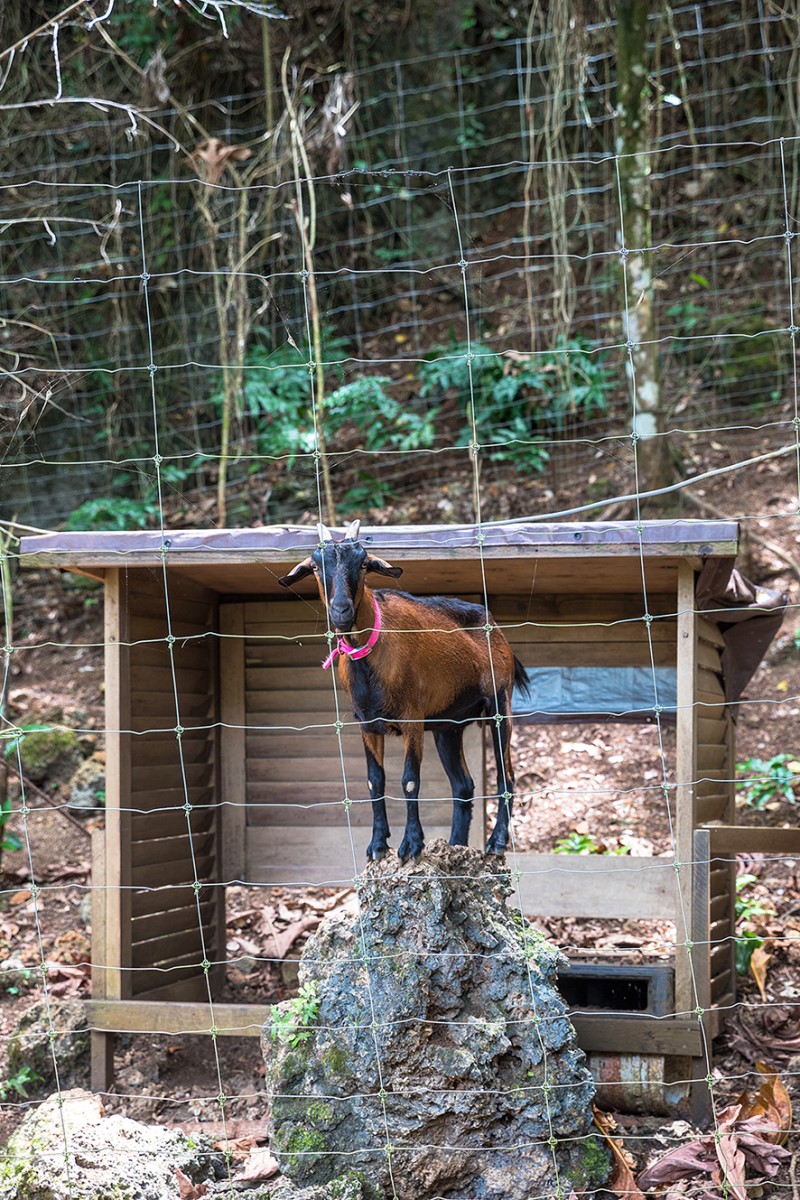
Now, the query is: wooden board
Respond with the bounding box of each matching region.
[86,1000,704,1057]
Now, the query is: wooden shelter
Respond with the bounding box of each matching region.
[19,519,793,1111]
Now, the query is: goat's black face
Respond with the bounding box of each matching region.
[314,539,368,633]
[278,534,403,633]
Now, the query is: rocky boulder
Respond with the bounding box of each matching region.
[0,1089,225,1200]
[263,841,607,1200]
[66,751,106,815]
[7,999,89,1089]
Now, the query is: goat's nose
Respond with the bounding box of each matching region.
[329,603,355,630]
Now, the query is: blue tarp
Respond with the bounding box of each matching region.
[514,666,678,719]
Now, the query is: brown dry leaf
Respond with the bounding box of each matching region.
[728,1004,800,1063]
[738,1062,792,1145]
[261,913,321,960]
[592,1106,645,1200]
[10,889,31,905]
[188,137,253,185]
[174,1167,208,1199]
[233,1146,280,1182]
[714,1130,747,1200]
[211,1135,258,1163]
[47,961,90,997]
[637,1102,791,1193]
[749,940,772,1001]
[53,928,91,964]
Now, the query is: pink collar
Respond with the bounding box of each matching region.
[322,599,382,670]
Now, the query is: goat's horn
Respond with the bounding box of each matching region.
[344,519,361,541]
[317,523,333,543]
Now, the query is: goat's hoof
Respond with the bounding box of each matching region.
[484,836,508,857]
[398,837,424,864]
[366,842,389,862]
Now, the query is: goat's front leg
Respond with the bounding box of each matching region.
[362,728,389,861]
[397,722,425,863]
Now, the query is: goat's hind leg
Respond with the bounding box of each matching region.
[485,689,515,856]
[397,722,425,863]
[362,728,390,861]
[433,726,474,847]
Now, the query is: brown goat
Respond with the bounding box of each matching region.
[279,522,529,862]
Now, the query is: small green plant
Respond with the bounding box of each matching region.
[66,496,159,532]
[269,981,319,1048]
[734,874,775,975]
[419,337,614,473]
[1,963,33,997]
[737,754,800,809]
[0,1065,41,1101]
[554,830,631,855]
[0,797,22,857]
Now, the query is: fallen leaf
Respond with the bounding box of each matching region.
[175,1167,208,1199]
[10,890,31,905]
[233,1146,280,1182]
[738,1062,792,1145]
[211,1135,258,1161]
[593,1106,645,1200]
[187,138,253,185]
[727,1004,800,1062]
[637,1102,791,1193]
[749,941,772,1001]
[261,914,320,960]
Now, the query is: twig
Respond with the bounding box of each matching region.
[0,0,88,63]
[4,762,92,838]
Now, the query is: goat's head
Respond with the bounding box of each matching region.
[278,520,403,633]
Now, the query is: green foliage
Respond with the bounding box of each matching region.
[419,337,613,472]
[554,830,631,856]
[0,1065,41,1101]
[734,874,775,975]
[66,496,159,532]
[269,982,320,1048]
[327,377,437,453]
[737,754,800,809]
[0,796,21,856]
[1,962,34,998]
[230,342,320,462]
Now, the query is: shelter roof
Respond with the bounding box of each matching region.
[20,519,738,597]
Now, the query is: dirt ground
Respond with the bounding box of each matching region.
[2,430,800,1194]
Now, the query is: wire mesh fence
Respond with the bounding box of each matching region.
[1,1,799,1197]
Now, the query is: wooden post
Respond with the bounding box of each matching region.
[90,825,113,1091]
[675,562,698,1017]
[104,569,132,1002]
[220,603,246,883]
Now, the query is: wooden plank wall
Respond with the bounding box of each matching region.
[492,594,678,672]
[694,617,736,1009]
[125,569,220,1001]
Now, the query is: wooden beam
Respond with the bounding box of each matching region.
[86,999,704,1057]
[571,1015,703,1057]
[104,569,132,1001]
[88,999,270,1036]
[705,825,800,855]
[674,562,698,1015]
[515,853,676,919]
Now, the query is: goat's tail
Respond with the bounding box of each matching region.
[513,656,531,700]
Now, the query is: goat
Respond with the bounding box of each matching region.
[279,520,529,863]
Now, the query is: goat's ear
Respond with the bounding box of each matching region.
[278,558,316,588]
[366,555,403,579]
